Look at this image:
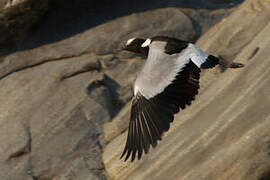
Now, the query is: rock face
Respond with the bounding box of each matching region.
[1,0,266,179]
[0,0,240,53]
[103,0,270,180]
[0,1,227,179]
[0,53,109,180]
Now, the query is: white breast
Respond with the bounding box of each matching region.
[134,42,191,99]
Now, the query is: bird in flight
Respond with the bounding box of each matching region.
[121,36,244,162]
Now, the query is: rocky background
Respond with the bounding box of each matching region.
[0,0,269,180]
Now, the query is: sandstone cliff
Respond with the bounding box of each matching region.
[0,0,269,180]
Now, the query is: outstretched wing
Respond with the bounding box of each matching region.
[121,41,218,161]
[121,60,201,161]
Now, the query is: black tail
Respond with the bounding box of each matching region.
[200,55,219,69]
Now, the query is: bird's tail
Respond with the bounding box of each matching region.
[200,55,245,70]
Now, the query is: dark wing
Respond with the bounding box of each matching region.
[121,60,200,161]
[151,36,189,55]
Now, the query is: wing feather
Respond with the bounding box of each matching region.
[121,61,201,161]
[121,39,216,161]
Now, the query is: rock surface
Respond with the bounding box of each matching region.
[0,53,109,180]
[103,0,270,180]
[0,0,242,54]
[0,0,258,180]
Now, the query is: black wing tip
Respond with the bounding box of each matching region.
[120,148,127,160]
[120,147,129,161]
[121,151,134,162]
[121,93,177,162]
[120,142,159,162]
[120,149,138,162]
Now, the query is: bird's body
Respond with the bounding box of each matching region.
[134,39,215,99]
[121,36,243,162]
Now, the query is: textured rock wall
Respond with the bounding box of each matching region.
[0,0,258,179]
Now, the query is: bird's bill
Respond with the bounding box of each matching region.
[122,45,129,51]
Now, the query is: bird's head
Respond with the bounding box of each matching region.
[123,38,149,56]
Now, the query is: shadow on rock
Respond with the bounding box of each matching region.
[87,74,122,118]
[258,171,270,180]
[12,0,244,53]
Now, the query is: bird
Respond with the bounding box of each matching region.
[121,36,244,162]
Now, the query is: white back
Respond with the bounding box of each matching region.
[186,44,209,67]
[134,42,209,99]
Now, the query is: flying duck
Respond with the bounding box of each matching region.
[121,36,243,162]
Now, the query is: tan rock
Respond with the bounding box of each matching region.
[103,102,131,143]
[0,1,256,179]
[0,53,108,179]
